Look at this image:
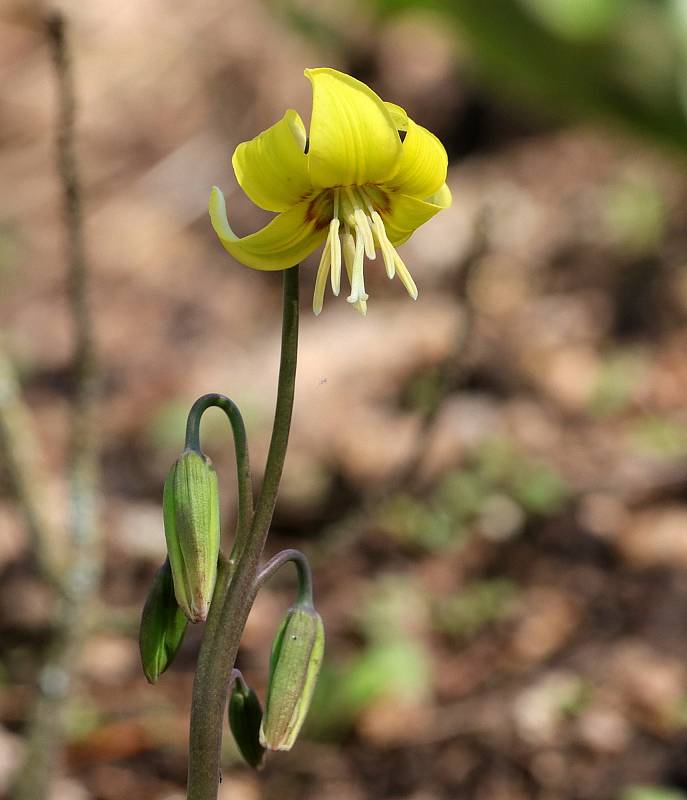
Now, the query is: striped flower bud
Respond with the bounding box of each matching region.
[163,449,220,622]
[139,558,188,684]
[260,604,325,751]
[228,677,265,769]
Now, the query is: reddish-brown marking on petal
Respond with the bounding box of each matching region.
[368,185,393,216]
[305,191,334,230]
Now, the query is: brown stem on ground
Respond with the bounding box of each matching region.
[12,13,102,800]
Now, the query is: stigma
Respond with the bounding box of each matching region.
[312,187,418,316]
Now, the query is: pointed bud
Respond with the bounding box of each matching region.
[260,604,325,751]
[163,449,220,622]
[228,678,266,769]
[139,558,188,684]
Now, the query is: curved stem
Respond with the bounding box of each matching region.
[184,393,253,558]
[229,667,242,689]
[186,266,299,800]
[255,548,313,606]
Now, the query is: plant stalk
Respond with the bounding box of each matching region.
[186,265,299,800]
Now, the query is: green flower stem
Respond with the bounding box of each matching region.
[255,548,314,606]
[184,393,253,560]
[186,265,299,800]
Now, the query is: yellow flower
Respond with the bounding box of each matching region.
[209,68,452,315]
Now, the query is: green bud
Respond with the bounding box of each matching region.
[260,604,325,751]
[228,677,265,770]
[139,558,188,684]
[163,449,220,622]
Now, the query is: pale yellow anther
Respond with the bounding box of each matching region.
[329,219,341,296]
[313,240,332,315]
[369,211,395,279]
[330,190,342,296]
[393,251,418,300]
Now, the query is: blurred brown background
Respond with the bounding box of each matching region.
[2,0,687,798]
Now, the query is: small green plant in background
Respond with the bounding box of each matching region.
[432,578,518,642]
[309,575,432,736]
[603,173,666,255]
[621,788,687,800]
[368,0,687,155]
[377,438,568,552]
[588,349,647,417]
[630,414,687,459]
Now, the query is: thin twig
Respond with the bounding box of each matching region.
[0,347,63,587]
[13,12,102,800]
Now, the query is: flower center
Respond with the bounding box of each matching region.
[312,186,418,316]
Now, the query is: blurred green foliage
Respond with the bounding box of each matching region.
[588,349,647,417]
[310,442,567,732]
[621,788,687,800]
[557,675,593,719]
[271,0,687,156]
[663,693,687,730]
[520,0,627,40]
[603,173,667,255]
[310,576,432,735]
[432,578,517,641]
[63,698,104,741]
[401,365,449,416]
[630,414,687,458]
[314,639,430,725]
[377,438,568,551]
[373,0,687,153]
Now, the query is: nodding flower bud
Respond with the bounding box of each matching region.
[228,676,266,770]
[139,558,188,684]
[260,603,325,751]
[163,449,220,623]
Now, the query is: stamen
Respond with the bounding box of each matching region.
[355,209,376,260]
[313,238,332,316]
[329,219,341,296]
[359,189,393,277]
[369,211,395,279]
[329,190,341,297]
[393,251,418,300]
[346,228,368,308]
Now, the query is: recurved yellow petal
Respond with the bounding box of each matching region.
[305,68,402,190]
[385,102,448,199]
[382,183,452,246]
[232,110,313,213]
[209,187,328,271]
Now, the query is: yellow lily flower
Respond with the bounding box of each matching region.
[209,68,452,315]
